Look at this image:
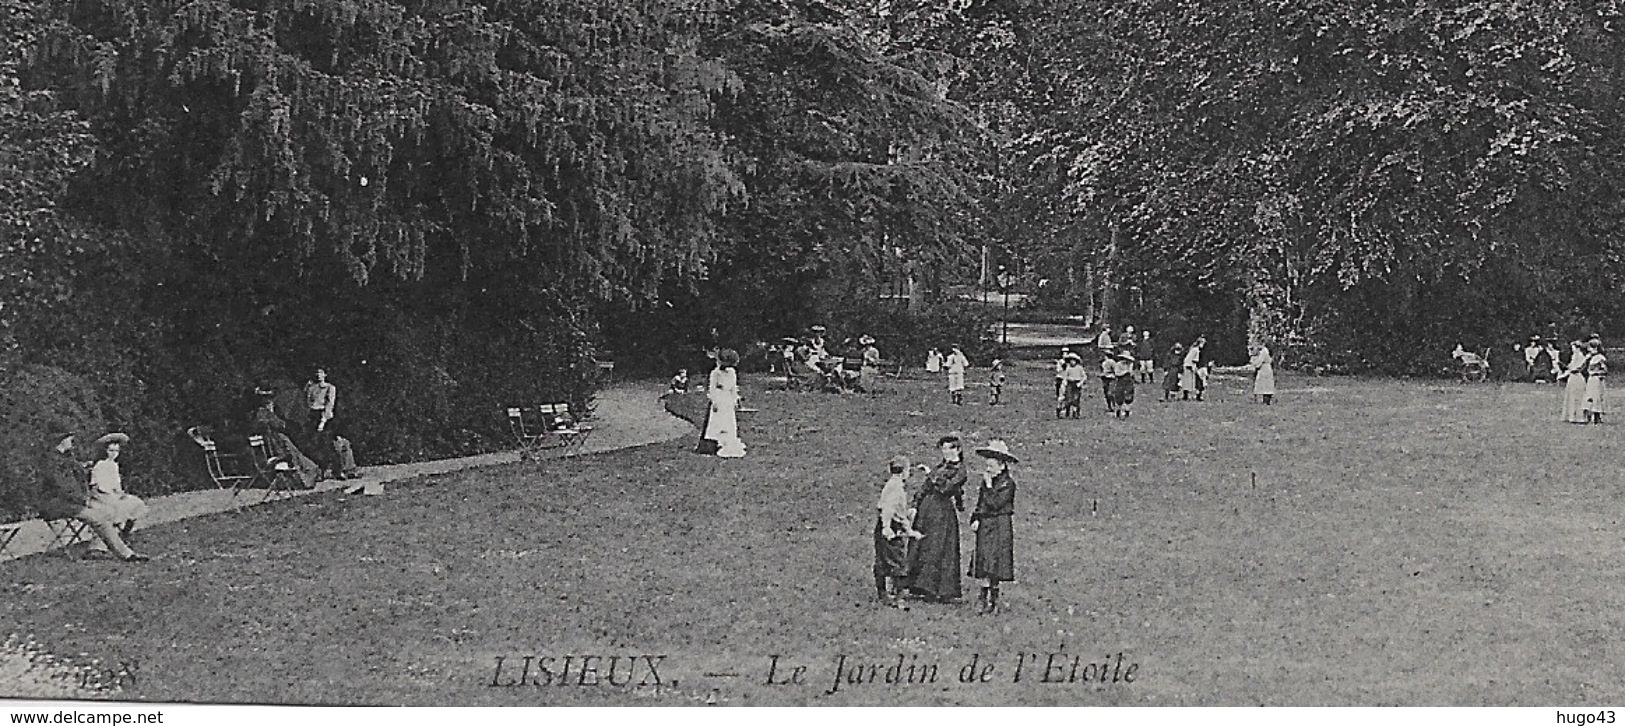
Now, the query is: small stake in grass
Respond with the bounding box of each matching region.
[1091,499,1098,516]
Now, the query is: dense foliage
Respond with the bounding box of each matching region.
[0,0,984,514]
[970,0,1625,371]
[8,0,1625,515]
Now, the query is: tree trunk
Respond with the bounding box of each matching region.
[1097,224,1120,330]
[1080,261,1096,326]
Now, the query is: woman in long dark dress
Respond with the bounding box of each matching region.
[970,439,1018,615]
[906,435,967,603]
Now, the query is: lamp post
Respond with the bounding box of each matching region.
[997,267,1015,347]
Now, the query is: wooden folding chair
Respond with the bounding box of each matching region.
[190,426,256,495]
[44,517,90,558]
[245,435,302,504]
[506,407,554,460]
[537,403,593,455]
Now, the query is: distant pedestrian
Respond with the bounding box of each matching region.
[926,347,942,374]
[988,359,1007,405]
[1139,331,1155,383]
[1111,349,1136,417]
[1561,340,1588,423]
[1250,343,1276,405]
[1583,340,1608,424]
[970,439,1018,615]
[1099,345,1117,411]
[945,345,969,405]
[1053,348,1070,399]
[668,368,690,396]
[1059,354,1086,419]
[1162,343,1184,402]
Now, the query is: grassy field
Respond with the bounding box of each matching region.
[3,364,1623,706]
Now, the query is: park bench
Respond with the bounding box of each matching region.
[506,404,594,460]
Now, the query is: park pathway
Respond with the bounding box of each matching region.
[0,380,693,562]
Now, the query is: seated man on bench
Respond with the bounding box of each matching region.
[34,424,149,563]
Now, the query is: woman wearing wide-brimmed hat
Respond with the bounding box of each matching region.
[969,439,1018,615]
[1111,349,1137,417]
[859,335,882,394]
[1059,353,1086,419]
[706,348,747,458]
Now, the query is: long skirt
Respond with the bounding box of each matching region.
[971,514,1014,582]
[1253,364,1276,396]
[905,494,962,601]
[707,396,745,458]
[267,433,320,488]
[1584,376,1608,414]
[1562,374,1589,422]
[947,370,965,392]
[1113,374,1135,405]
[1180,366,1198,392]
[873,520,909,578]
[1163,368,1181,395]
[695,402,719,454]
[89,492,146,524]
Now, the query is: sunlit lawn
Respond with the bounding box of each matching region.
[4,365,1624,705]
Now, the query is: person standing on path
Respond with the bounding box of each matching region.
[969,439,1017,615]
[304,367,338,476]
[1099,345,1117,412]
[906,435,967,604]
[1139,331,1155,383]
[945,345,969,405]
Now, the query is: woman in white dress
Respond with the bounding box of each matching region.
[1560,340,1589,424]
[1250,344,1276,405]
[706,348,747,458]
[1583,340,1608,424]
[945,345,969,405]
[86,433,147,553]
[1180,339,1203,400]
[925,347,942,374]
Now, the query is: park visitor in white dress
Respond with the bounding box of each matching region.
[86,433,147,552]
[1250,344,1276,404]
[1583,341,1608,424]
[1180,340,1203,399]
[1560,341,1589,424]
[706,348,747,458]
[945,345,969,405]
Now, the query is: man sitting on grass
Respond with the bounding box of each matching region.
[34,424,150,563]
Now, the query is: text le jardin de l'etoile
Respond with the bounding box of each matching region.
[769,651,1140,695]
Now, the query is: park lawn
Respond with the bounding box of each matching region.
[3,365,1625,706]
